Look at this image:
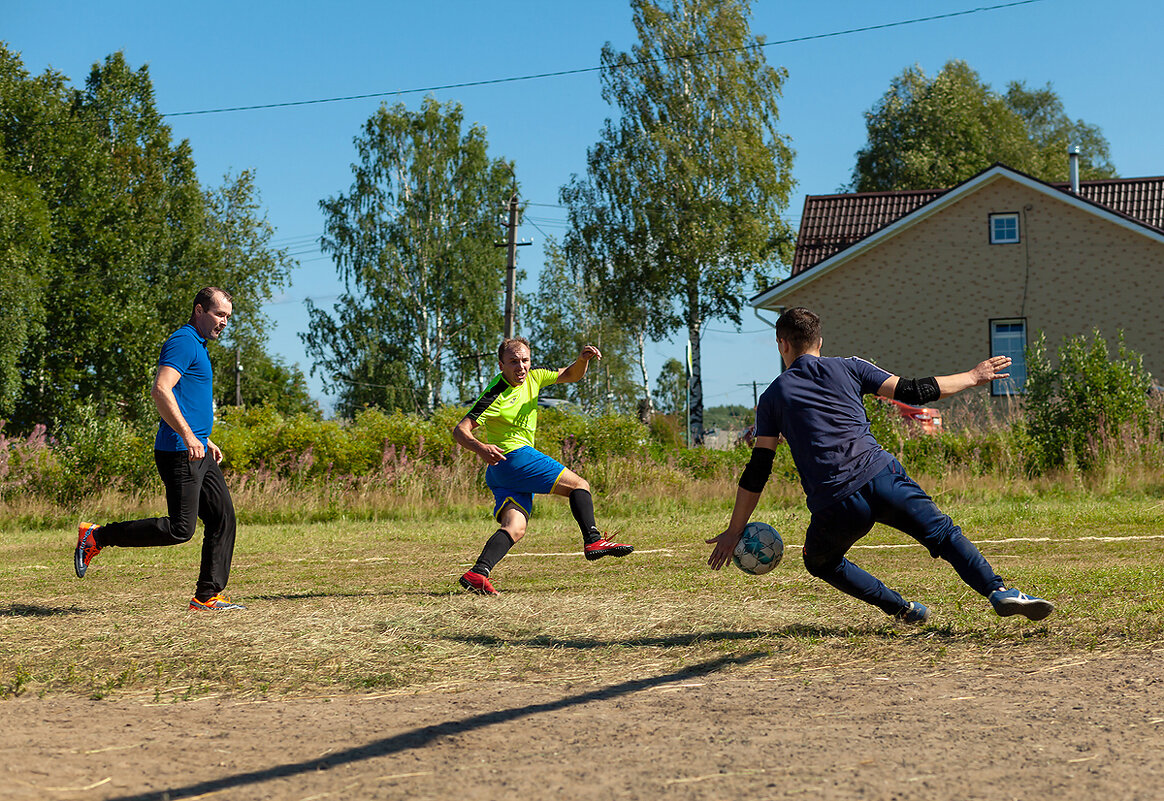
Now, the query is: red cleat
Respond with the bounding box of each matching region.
[75,522,102,578]
[584,538,634,561]
[459,570,499,595]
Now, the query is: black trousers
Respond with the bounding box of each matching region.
[98,450,237,600]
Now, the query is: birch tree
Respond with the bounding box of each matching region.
[573,0,794,442]
[308,98,512,415]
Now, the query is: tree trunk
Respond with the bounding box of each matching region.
[687,281,703,445]
[635,328,653,423]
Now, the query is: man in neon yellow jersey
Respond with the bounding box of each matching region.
[452,337,634,595]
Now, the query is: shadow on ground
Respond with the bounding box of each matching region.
[0,603,83,618]
[443,622,965,650]
[101,652,766,801]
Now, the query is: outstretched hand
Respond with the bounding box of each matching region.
[706,528,742,571]
[969,355,1011,386]
[579,345,602,362]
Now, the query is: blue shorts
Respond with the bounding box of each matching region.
[485,446,567,521]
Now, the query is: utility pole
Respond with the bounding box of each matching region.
[495,192,530,339]
[737,380,760,408]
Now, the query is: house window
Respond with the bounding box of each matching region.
[990,319,1027,396]
[989,213,1020,244]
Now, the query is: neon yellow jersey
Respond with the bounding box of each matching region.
[466,368,559,453]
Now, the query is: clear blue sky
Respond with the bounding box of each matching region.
[7,0,1162,413]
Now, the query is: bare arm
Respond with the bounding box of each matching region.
[706,434,782,569]
[452,416,507,466]
[556,345,602,385]
[151,366,205,460]
[876,355,1013,400]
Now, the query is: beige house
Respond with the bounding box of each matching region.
[750,164,1164,400]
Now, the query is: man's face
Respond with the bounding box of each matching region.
[193,295,232,340]
[498,344,531,387]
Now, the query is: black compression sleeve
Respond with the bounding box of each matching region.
[894,376,940,405]
[739,447,776,493]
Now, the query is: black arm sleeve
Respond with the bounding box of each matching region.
[894,376,940,405]
[739,447,776,493]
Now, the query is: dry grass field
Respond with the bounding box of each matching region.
[2,490,1164,799]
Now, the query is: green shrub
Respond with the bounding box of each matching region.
[1022,330,1154,473]
[669,444,749,480]
[50,402,159,502]
[864,395,906,455]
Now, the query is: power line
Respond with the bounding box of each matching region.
[704,327,771,335]
[159,1,1044,119]
[523,216,555,241]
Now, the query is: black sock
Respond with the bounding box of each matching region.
[471,529,515,577]
[569,489,601,544]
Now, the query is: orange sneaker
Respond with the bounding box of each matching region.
[189,594,247,611]
[75,522,102,578]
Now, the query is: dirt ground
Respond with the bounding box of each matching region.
[4,650,1163,801]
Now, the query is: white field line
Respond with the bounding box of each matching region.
[845,534,1164,551]
[501,533,1164,558]
[12,535,1162,572]
[506,547,676,558]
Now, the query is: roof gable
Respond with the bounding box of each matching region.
[790,188,944,276]
[753,165,1164,309]
[791,171,1164,278]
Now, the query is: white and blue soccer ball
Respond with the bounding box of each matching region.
[733,521,784,576]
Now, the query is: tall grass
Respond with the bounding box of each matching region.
[4,399,1164,530]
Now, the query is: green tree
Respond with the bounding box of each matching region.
[0,166,49,416]
[1004,81,1117,180]
[851,60,1117,191]
[527,238,639,413]
[583,0,794,442]
[0,47,293,429]
[560,164,665,420]
[213,346,319,417]
[653,357,687,416]
[307,97,512,416]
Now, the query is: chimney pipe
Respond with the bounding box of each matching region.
[1068,145,1081,193]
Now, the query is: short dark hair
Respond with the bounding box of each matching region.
[775,307,821,351]
[193,286,232,315]
[498,337,531,362]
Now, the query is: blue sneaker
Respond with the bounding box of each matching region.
[894,601,930,625]
[989,588,1054,621]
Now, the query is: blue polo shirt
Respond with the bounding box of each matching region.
[755,354,894,512]
[154,324,215,452]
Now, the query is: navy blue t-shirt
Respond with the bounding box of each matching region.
[755,354,894,512]
[154,324,215,451]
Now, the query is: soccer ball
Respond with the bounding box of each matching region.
[733,521,784,576]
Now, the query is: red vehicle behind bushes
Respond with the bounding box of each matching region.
[879,397,943,434]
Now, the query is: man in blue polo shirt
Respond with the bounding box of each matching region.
[74,287,244,611]
[707,307,1053,624]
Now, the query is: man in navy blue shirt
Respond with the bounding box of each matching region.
[74,287,245,611]
[707,307,1053,624]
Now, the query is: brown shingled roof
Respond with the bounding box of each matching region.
[1056,177,1164,230]
[791,175,1164,276]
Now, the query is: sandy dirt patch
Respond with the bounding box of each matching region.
[3,650,1163,801]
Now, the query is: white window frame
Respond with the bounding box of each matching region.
[989,212,1020,244]
[990,318,1027,396]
